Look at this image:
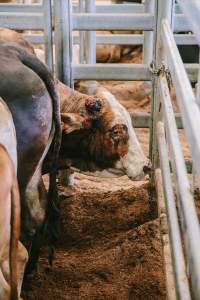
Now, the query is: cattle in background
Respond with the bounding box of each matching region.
[0,43,61,274]
[0,98,28,300]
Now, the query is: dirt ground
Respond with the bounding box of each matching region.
[23,177,166,300]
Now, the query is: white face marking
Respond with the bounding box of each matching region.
[100,89,150,180]
[79,82,151,180]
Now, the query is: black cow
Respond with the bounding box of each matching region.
[0,43,61,274]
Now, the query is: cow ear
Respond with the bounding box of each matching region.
[61,113,73,124]
[61,112,86,134]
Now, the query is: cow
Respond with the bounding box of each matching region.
[0,28,35,54]
[0,42,61,274]
[0,29,150,181]
[0,97,28,300]
[56,80,151,182]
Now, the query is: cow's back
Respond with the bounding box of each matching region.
[0,45,52,188]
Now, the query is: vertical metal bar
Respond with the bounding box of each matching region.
[156,122,191,300]
[143,0,154,64]
[193,78,200,193]
[43,0,53,71]
[54,0,62,80]
[79,0,85,64]
[54,0,73,86]
[155,168,177,300]
[85,0,96,64]
[149,0,175,172]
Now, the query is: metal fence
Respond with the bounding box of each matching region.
[0,1,200,299]
[0,0,53,69]
[53,0,198,137]
[152,1,200,299]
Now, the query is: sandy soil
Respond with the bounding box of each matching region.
[23,178,166,300]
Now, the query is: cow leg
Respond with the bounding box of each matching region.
[25,230,43,275]
[16,242,28,296]
[24,177,58,275]
[0,267,10,300]
[22,174,47,274]
[0,241,27,300]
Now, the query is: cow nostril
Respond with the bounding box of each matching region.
[143,165,151,174]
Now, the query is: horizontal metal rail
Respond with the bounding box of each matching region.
[130,112,183,129]
[25,32,197,46]
[0,3,183,15]
[162,20,200,179]
[72,13,154,31]
[0,3,42,13]
[71,63,198,82]
[72,64,151,80]
[0,12,43,30]
[0,3,144,14]
[156,121,191,300]
[0,13,189,33]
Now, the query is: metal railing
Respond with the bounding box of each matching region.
[0,0,53,69]
[152,1,200,299]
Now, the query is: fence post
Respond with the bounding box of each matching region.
[85,0,96,64]
[43,0,53,71]
[79,0,85,64]
[192,80,200,194]
[149,0,175,172]
[143,0,154,64]
[54,0,73,86]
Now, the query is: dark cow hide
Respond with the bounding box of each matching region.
[0,43,61,274]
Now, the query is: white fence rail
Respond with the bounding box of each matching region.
[152,1,200,299]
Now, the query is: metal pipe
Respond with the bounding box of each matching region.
[162,20,200,181]
[85,0,96,64]
[79,0,85,64]
[72,13,154,31]
[156,121,191,300]
[72,63,151,80]
[143,0,155,64]
[43,0,53,70]
[149,0,175,168]
[54,0,73,85]
[159,75,200,300]
[155,168,177,300]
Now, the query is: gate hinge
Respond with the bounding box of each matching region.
[149,61,172,89]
